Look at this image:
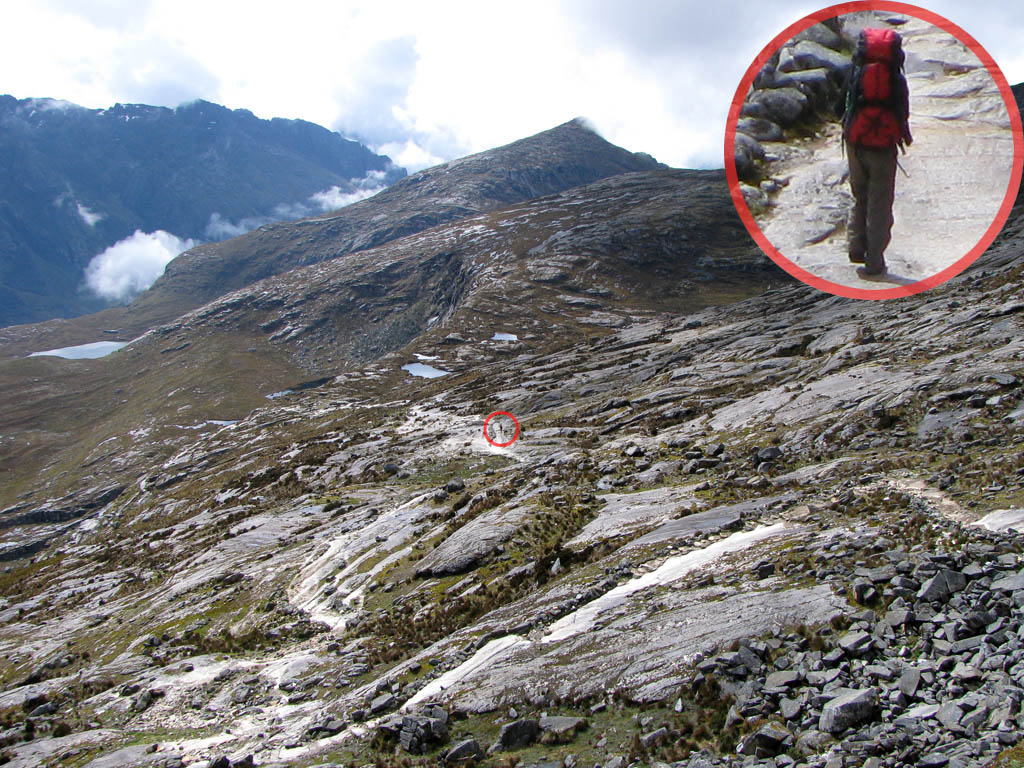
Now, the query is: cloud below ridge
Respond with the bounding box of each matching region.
[205,172,390,240]
[84,229,194,302]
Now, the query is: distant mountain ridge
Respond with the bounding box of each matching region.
[133,118,666,327]
[0,96,405,327]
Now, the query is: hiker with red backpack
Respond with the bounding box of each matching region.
[842,27,913,278]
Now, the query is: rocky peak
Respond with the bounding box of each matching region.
[132,119,666,328]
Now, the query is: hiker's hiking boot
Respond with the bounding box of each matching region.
[856,263,887,278]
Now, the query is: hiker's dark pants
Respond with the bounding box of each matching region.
[847,144,897,272]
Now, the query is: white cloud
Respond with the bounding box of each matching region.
[205,170,392,238]
[309,185,379,212]
[108,36,220,107]
[84,229,194,302]
[38,0,153,30]
[309,170,389,211]
[205,212,268,240]
[76,202,103,226]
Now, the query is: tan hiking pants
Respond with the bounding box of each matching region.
[847,144,897,273]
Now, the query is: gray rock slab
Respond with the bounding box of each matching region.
[415,502,534,576]
[4,730,123,768]
[565,486,702,550]
[918,569,967,602]
[838,629,873,656]
[899,667,922,697]
[623,494,795,551]
[435,583,843,712]
[774,67,835,106]
[792,23,843,51]
[806,323,864,354]
[917,409,976,440]
[766,670,802,689]
[738,722,792,757]
[708,365,907,432]
[370,692,397,714]
[772,458,855,488]
[795,729,832,756]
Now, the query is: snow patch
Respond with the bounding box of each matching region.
[29,341,129,359]
[402,362,449,378]
[76,203,104,227]
[403,635,529,710]
[543,522,793,644]
[971,507,1024,533]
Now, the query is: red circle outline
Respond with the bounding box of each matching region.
[724,1,1024,300]
[483,411,520,447]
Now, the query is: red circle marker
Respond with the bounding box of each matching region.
[724,1,1024,300]
[483,411,520,447]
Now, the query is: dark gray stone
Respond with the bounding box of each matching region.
[838,630,873,657]
[991,570,1024,592]
[445,739,483,764]
[917,569,965,603]
[370,693,396,714]
[819,688,878,734]
[899,667,921,698]
[792,22,843,50]
[950,635,985,654]
[795,729,832,756]
[747,88,808,126]
[937,701,965,732]
[738,118,784,142]
[766,670,801,689]
[778,40,852,75]
[498,718,539,749]
[781,696,803,720]
[640,726,668,750]
[539,715,587,743]
[737,723,792,757]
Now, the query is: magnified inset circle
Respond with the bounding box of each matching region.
[725,1,1023,300]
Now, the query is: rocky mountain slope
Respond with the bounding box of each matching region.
[0,120,666,358]
[0,96,404,327]
[129,119,667,327]
[0,116,1023,768]
[0,162,769,510]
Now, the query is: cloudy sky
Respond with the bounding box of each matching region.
[5,1,1024,172]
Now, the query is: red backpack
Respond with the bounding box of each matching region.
[844,28,909,149]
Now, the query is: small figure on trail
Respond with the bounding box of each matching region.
[841,27,913,278]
